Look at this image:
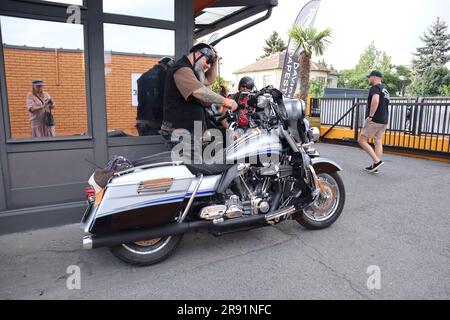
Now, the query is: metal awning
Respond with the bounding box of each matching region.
[193,0,278,39]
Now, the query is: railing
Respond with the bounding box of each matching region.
[310,97,450,156]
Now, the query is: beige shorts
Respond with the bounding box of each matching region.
[360,120,387,140]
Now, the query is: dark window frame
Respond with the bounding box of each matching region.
[0,0,92,143]
[0,0,181,147]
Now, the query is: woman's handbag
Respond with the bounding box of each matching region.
[45,110,55,127]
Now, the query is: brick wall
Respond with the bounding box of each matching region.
[3,47,158,138]
[105,53,158,136]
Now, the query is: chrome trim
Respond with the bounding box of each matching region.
[265,206,296,223]
[308,164,321,198]
[178,174,203,223]
[107,176,192,188]
[114,161,184,176]
[82,235,93,250]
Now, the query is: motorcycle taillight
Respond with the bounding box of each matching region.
[85,186,95,201]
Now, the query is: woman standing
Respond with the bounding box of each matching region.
[26,79,56,137]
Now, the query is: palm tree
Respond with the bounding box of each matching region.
[288,26,332,101]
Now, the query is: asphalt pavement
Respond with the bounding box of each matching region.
[1,143,449,300]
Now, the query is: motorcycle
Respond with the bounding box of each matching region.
[81,86,345,266]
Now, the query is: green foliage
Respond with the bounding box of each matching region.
[439,84,450,96]
[288,26,332,57]
[337,42,413,95]
[308,78,326,98]
[409,66,450,96]
[212,76,229,96]
[261,31,287,58]
[412,17,450,76]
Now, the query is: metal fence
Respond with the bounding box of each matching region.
[310,97,450,155]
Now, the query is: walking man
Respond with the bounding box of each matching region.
[358,70,390,172]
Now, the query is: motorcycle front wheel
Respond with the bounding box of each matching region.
[294,172,345,230]
[109,235,183,266]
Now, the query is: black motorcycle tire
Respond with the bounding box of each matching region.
[109,235,183,266]
[295,172,345,230]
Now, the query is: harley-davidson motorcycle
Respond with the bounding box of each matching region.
[81,86,345,266]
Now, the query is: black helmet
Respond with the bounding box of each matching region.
[189,43,216,64]
[158,56,174,67]
[238,76,255,91]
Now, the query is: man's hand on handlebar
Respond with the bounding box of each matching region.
[220,98,238,112]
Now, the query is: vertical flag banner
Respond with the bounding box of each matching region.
[279,0,322,97]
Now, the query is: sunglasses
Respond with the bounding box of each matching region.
[199,48,216,65]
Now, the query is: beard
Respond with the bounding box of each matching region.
[194,61,207,84]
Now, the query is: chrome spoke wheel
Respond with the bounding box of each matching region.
[303,173,340,222]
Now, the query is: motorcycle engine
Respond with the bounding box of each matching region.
[200,194,244,221]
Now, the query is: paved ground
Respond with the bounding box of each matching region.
[1,143,449,300]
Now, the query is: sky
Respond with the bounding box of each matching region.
[1,0,449,82]
[214,0,450,80]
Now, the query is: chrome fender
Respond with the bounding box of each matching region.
[311,157,342,174]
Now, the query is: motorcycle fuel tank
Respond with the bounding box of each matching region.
[225,128,282,164]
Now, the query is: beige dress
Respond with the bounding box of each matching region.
[26,92,55,137]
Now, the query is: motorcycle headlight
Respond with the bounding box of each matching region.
[283,97,305,121]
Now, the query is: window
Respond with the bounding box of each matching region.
[0,16,89,139]
[103,0,174,21]
[103,23,174,137]
[263,75,272,87]
[36,0,83,5]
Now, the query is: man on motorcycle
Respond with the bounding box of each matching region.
[225,76,256,139]
[161,43,238,161]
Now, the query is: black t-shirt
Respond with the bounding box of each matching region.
[366,84,390,124]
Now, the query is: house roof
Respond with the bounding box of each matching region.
[233,51,336,74]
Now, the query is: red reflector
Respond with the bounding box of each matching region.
[85,186,95,199]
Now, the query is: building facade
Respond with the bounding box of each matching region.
[232,51,338,93]
[0,0,278,234]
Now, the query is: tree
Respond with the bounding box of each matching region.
[409,66,450,96]
[439,84,450,96]
[288,26,332,101]
[412,17,450,76]
[308,78,326,98]
[212,76,229,96]
[261,31,287,58]
[336,42,411,95]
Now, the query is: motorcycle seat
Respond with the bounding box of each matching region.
[185,164,234,176]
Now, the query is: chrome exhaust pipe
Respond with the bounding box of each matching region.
[83,206,299,250]
[82,235,93,250]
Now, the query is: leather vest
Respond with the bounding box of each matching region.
[163,55,204,133]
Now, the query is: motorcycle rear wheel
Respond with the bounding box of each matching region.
[294,172,345,230]
[109,235,183,266]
